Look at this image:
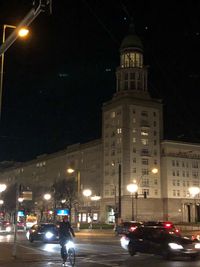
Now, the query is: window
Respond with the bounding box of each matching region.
[141,130,148,136]
[111,111,116,118]
[133,137,136,143]
[141,138,148,145]
[117,128,122,134]
[172,160,175,166]
[142,189,149,196]
[142,169,149,175]
[141,111,148,117]
[192,161,198,168]
[142,158,148,165]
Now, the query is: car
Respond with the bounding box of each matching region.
[17,221,26,230]
[114,221,143,235]
[143,221,181,235]
[120,225,200,260]
[26,223,59,243]
[0,221,12,233]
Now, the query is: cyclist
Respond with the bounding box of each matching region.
[58,215,75,265]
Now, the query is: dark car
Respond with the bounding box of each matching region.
[120,226,200,260]
[26,223,59,243]
[144,221,181,235]
[115,221,143,235]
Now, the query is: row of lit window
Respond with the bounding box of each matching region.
[104,188,158,197]
[106,110,157,120]
[172,160,199,168]
[172,170,198,177]
[36,162,46,167]
[172,180,199,187]
[172,190,200,198]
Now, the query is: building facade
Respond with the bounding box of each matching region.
[0,25,200,223]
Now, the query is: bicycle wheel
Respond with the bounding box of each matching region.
[68,248,75,266]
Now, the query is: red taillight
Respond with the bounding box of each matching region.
[164,223,172,228]
[175,229,179,233]
[129,226,137,232]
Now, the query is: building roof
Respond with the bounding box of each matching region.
[120,22,143,50]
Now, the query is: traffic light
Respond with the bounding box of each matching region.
[144,192,147,199]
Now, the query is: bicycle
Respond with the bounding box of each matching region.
[61,239,76,266]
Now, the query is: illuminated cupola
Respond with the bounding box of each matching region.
[116,22,148,95]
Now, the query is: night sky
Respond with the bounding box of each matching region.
[0,0,200,162]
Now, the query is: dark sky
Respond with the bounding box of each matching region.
[0,0,200,162]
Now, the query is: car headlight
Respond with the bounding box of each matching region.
[5,226,11,232]
[195,243,200,249]
[168,243,183,250]
[45,232,54,239]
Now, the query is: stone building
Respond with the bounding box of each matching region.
[0,24,200,223]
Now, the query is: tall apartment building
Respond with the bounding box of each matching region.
[0,24,200,223]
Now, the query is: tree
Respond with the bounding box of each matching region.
[52,178,77,221]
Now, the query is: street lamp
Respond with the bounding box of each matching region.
[188,186,200,222]
[127,183,138,221]
[0,183,7,193]
[83,189,92,226]
[67,168,81,195]
[0,24,29,118]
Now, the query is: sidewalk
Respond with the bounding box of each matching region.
[0,242,61,267]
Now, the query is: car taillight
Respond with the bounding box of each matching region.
[129,226,137,232]
[164,223,172,228]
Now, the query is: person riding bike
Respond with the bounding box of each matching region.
[58,215,75,265]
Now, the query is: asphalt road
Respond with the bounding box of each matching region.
[1,231,200,266]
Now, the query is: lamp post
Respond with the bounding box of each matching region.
[83,189,92,227]
[127,183,138,221]
[0,24,29,118]
[188,186,200,222]
[43,193,51,221]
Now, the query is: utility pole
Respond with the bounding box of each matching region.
[118,163,121,223]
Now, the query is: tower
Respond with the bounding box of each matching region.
[102,23,164,222]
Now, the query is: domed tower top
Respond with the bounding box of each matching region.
[116,21,148,95]
[120,22,143,52]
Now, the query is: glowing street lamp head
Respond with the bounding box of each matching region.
[83,189,92,197]
[18,28,29,37]
[152,168,158,174]
[44,193,51,200]
[127,183,138,194]
[0,200,4,205]
[91,195,101,201]
[0,184,7,193]
[188,186,200,197]
[67,168,75,174]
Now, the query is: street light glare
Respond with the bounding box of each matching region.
[44,193,51,200]
[127,183,138,193]
[188,186,200,197]
[0,184,7,193]
[18,28,29,37]
[67,168,75,174]
[151,168,158,174]
[83,189,92,197]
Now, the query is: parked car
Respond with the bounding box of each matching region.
[115,221,143,235]
[120,225,200,260]
[0,220,12,233]
[26,223,59,243]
